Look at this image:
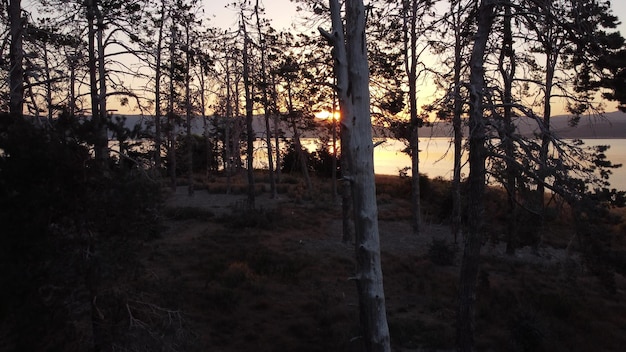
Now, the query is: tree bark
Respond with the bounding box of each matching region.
[499,2,517,255]
[241,14,256,208]
[321,0,391,350]
[404,0,421,235]
[8,0,24,118]
[271,73,282,184]
[451,0,463,245]
[96,4,108,165]
[346,1,391,349]
[168,23,177,190]
[456,1,494,351]
[255,0,277,198]
[154,3,166,170]
[184,22,194,196]
[320,0,354,243]
[86,0,101,162]
[536,4,557,247]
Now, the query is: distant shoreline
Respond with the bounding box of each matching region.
[102,110,626,140]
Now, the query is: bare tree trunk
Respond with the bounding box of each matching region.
[184,24,194,197]
[331,90,338,203]
[224,47,233,193]
[499,2,517,255]
[241,14,256,208]
[451,0,464,245]
[96,6,108,165]
[43,43,54,122]
[456,1,494,351]
[404,0,421,235]
[320,1,354,243]
[68,50,77,116]
[537,17,557,248]
[255,0,277,198]
[233,82,243,174]
[168,23,177,191]
[322,0,391,350]
[271,74,282,184]
[154,4,166,170]
[86,0,102,164]
[198,59,211,178]
[8,0,23,118]
[225,119,232,193]
[346,1,391,350]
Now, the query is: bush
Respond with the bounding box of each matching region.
[428,239,457,266]
[0,113,164,350]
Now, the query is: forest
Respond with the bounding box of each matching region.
[2,0,626,351]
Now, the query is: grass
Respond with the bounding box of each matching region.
[47,171,626,351]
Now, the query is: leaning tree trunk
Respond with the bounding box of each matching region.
[456,1,494,351]
[321,0,391,350]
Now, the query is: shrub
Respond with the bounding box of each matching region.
[428,239,457,266]
[0,113,164,350]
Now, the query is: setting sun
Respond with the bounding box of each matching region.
[314,110,340,120]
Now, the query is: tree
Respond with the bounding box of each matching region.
[367,0,439,236]
[320,0,391,350]
[456,1,495,351]
[402,0,424,235]
[254,0,277,198]
[8,0,24,117]
[148,0,168,170]
[445,0,473,244]
[497,0,518,254]
[241,6,256,208]
[276,55,315,194]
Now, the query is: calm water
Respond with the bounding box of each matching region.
[375,138,626,192]
[292,138,626,192]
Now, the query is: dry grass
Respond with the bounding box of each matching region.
[120,171,626,351]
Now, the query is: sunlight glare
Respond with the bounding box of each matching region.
[315,110,340,120]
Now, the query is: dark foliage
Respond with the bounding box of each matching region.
[281,142,339,178]
[172,133,217,175]
[0,112,163,351]
[428,239,457,266]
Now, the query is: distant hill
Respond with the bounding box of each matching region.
[538,110,626,139]
[115,110,626,140]
[415,110,626,140]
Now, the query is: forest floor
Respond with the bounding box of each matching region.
[129,174,626,352]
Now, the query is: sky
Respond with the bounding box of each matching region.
[204,0,301,31]
[203,0,626,33]
[91,0,626,115]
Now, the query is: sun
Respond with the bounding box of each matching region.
[315,110,340,120]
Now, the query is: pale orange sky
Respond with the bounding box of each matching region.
[108,0,626,116]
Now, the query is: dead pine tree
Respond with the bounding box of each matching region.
[320,0,391,351]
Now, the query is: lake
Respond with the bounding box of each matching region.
[293,138,626,192]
